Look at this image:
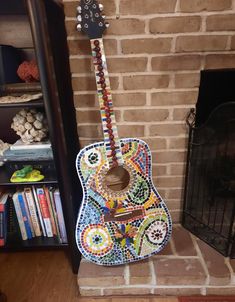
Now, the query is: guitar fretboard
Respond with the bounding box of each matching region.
[90,38,123,168]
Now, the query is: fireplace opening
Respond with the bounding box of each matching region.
[182,69,235,258]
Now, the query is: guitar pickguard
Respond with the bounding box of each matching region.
[75,138,172,265]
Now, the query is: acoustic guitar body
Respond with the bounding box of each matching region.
[76,138,172,265]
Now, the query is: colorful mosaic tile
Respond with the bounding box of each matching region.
[76,139,172,265]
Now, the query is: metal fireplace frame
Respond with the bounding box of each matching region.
[182,102,235,258]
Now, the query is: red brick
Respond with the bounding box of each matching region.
[168,188,183,199]
[169,137,188,150]
[173,226,197,256]
[112,93,146,107]
[207,14,235,31]
[152,165,167,177]
[103,288,151,295]
[123,109,169,122]
[153,287,202,295]
[76,110,101,123]
[151,91,198,106]
[206,287,235,295]
[173,107,192,121]
[144,138,167,150]
[68,39,117,56]
[70,58,92,73]
[72,76,119,91]
[77,125,102,138]
[120,0,177,15]
[123,75,169,90]
[175,73,200,88]
[153,258,206,285]
[170,210,182,222]
[149,124,186,136]
[107,57,147,73]
[197,239,231,285]
[156,241,174,255]
[152,55,201,71]
[232,36,235,50]
[170,163,186,175]
[205,54,235,69]
[176,35,228,52]
[77,261,125,287]
[106,19,145,35]
[129,260,152,285]
[79,288,103,296]
[121,38,172,54]
[150,16,201,34]
[179,0,232,12]
[118,125,145,137]
[153,176,184,187]
[74,94,97,108]
[153,151,186,163]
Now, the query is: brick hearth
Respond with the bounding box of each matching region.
[77,225,235,296]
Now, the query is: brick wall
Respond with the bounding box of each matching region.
[63,0,235,222]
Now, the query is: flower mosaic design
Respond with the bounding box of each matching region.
[84,149,101,168]
[102,200,124,215]
[114,224,137,247]
[145,220,168,245]
[81,224,113,256]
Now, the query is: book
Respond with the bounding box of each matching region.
[24,188,41,237]
[7,195,20,237]
[12,193,27,240]
[17,192,33,239]
[48,187,61,241]
[0,193,9,246]
[10,139,51,150]
[44,186,57,236]
[32,186,46,237]
[54,189,67,244]
[3,148,53,161]
[36,187,53,237]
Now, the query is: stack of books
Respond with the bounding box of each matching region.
[0,186,67,246]
[2,139,53,162]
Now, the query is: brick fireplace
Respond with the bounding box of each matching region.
[62,0,235,296]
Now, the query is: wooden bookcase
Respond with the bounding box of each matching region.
[0,0,83,273]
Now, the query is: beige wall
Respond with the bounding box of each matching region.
[63,0,235,222]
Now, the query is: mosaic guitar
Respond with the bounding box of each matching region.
[75,0,172,265]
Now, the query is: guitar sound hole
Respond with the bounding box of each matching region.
[105,166,130,192]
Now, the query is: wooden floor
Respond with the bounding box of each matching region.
[0,250,178,302]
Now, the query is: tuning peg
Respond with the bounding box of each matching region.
[76,24,82,31]
[102,15,106,19]
[77,6,82,13]
[77,15,82,22]
[105,22,110,28]
[99,3,104,11]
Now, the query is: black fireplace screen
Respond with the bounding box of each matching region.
[182,69,235,258]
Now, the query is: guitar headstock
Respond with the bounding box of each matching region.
[76,0,109,39]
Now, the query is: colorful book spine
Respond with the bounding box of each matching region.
[49,187,61,242]
[12,193,27,240]
[0,212,3,246]
[24,188,41,237]
[0,194,8,246]
[17,192,33,239]
[32,186,46,237]
[54,189,67,244]
[36,188,53,237]
[44,186,57,236]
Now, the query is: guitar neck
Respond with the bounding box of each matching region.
[90,38,123,168]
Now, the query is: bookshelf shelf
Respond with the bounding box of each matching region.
[0,166,58,186]
[1,234,68,250]
[0,99,44,109]
[0,0,83,273]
